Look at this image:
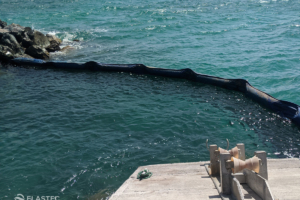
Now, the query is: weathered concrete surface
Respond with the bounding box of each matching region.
[267,158,300,200]
[109,162,221,200]
[109,159,300,200]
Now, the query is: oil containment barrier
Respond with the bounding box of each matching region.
[9,57,300,128]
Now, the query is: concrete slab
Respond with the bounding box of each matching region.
[267,158,300,200]
[109,158,300,200]
[109,162,221,200]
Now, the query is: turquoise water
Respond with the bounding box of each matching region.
[1,0,300,199]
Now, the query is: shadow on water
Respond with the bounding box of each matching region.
[0,64,299,200]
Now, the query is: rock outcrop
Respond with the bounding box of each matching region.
[0,20,7,28]
[25,45,49,60]
[0,20,62,62]
[32,31,50,47]
[46,34,61,52]
[0,45,14,61]
[0,33,24,54]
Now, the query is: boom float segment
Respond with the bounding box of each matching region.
[11,57,300,127]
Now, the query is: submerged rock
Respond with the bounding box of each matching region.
[25,45,49,60]
[60,45,75,53]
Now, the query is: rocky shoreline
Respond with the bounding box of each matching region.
[0,19,63,62]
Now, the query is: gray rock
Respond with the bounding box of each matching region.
[20,33,33,48]
[25,45,49,60]
[10,30,25,44]
[46,41,61,52]
[0,19,7,29]
[45,34,62,52]
[5,23,25,34]
[0,33,24,54]
[3,23,27,43]
[0,22,61,61]
[0,45,15,61]
[32,31,50,47]
[0,29,9,41]
[4,23,25,31]
[46,34,62,44]
[0,29,9,33]
[24,27,34,40]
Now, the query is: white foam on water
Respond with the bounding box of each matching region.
[62,32,75,43]
[47,31,85,60]
[50,51,66,56]
[91,28,108,33]
[59,32,83,49]
[146,26,156,30]
[157,9,166,13]
[47,31,61,36]
[259,0,269,3]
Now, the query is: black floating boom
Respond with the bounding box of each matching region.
[10,57,300,127]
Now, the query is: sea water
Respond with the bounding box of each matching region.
[1,0,300,199]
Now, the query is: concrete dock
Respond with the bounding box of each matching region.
[109,158,300,200]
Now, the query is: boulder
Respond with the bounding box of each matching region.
[4,23,25,31]
[24,27,34,40]
[0,19,7,29]
[0,29,9,33]
[4,23,27,43]
[46,41,61,52]
[0,45,15,61]
[45,34,62,52]
[25,45,49,60]
[46,34,62,44]
[0,22,62,62]
[32,31,50,47]
[20,33,33,48]
[0,29,9,40]
[0,33,24,54]
[10,29,25,43]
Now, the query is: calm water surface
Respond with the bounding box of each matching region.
[1,0,300,199]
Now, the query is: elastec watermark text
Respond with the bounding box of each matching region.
[14,194,60,200]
